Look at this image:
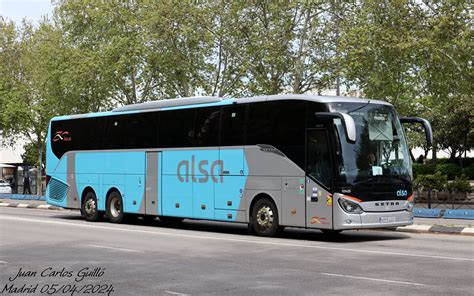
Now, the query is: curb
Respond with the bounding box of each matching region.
[0,202,63,211]
[394,224,474,236]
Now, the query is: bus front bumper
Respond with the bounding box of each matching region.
[333,207,414,230]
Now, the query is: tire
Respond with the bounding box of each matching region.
[251,198,280,237]
[82,191,100,222]
[106,191,125,223]
[158,216,184,224]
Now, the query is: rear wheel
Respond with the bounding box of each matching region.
[106,191,125,223]
[251,198,280,237]
[82,191,100,222]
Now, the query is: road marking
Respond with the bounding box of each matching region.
[0,261,7,264]
[37,205,51,209]
[165,291,189,296]
[321,272,425,286]
[17,204,30,208]
[0,203,9,206]
[0,215,473,262]
[86,244,143,253]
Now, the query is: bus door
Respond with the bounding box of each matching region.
[305,129,333,229]
[145,151,161,216]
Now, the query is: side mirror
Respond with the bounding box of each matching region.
[400,117,433,148]
[315,112,356,143]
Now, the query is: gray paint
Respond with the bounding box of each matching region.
[113,96,223,112]
[281,177,306,227]
[305,177,333,229]
[244,146,304,177]
[145,152,159,215]
[66,152,80,209]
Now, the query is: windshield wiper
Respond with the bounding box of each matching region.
[347,100,371,114]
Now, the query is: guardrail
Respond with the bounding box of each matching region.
[0,194,46,201]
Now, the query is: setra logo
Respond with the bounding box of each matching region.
[396,189,408,197]
[177,155,224,183]
[53,131,72,142]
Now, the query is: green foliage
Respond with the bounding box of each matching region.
[412,163,436,178]
[463,165,474,180]
[446,175,473,193]
[435,163,462,180]
[414,172,447,191]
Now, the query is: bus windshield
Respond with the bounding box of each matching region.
[329,102,411,186]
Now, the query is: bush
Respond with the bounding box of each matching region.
[435,163,462,180]
[447,175,473,193]
[463,164,474,180]
[414,172,447,191]
[412,163,436,178]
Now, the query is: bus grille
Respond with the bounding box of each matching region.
[48,178,69,201]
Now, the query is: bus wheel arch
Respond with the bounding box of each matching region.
[249,193,283,237]
[81,187,100,222]
[105,188,125,224]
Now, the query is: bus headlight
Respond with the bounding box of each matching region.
[338,198,363,214]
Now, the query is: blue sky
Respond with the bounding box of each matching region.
[0,0,54,24]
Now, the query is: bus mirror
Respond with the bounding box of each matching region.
[315,112,356,143]
[400,117,433,148]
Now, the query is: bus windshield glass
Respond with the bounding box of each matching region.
[329,102,411,186]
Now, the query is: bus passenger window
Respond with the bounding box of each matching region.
[220,105,245,146]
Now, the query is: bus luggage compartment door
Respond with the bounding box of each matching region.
[145,152,161,216]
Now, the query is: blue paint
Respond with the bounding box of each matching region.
[413,208,441,218]
[215,209,239,221]
[443,209,474,220]
[162,175,193,217]
[215,176,245,210]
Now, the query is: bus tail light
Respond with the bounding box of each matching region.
[406,194,414,212]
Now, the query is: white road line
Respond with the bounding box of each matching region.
[321,272,425,286]
[17,204,30,208]
[165,291,189,296]
[0,203,9,206]
[37,205,51,209]
[0,261,7,264]
[86,244,143,253]
[0,215,473,262]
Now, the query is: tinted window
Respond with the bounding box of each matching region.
[246,102,272,144]
[160,108,195,147]
[306,129,332,188]
[220,105,245,146]
[194,107,221,146]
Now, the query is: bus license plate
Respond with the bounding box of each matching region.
[379,216,395,223]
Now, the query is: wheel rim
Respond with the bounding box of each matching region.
[110,197,121,218]
[85,198,96,216]
[256,205,274,231]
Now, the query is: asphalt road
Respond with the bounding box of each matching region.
[0,207,473,296]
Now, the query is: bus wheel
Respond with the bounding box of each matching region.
[107,191,124,224]
[82,191,100,222]
[158,216,184,224]
[251,198,280,237]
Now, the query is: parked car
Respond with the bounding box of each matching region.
[0,179,12,194]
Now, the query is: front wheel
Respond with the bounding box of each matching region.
[82,191,100,222]
[106,191,125,223]
[251,198,280,237]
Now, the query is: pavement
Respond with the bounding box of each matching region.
[0,206,473,295]
[1,198,474,236]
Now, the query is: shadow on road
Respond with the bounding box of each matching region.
[55,212,410,243]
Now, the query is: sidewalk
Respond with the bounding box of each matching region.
[1,198,473,236]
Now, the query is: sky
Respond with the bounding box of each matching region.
[0,0,54,24]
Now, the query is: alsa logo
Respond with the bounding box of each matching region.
[53,131,72,142]
[396,189,408,197]
[177,156,224,183]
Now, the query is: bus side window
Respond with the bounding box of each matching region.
[160,108,195,148]
[194,107,220,147]
[220,105,245,146]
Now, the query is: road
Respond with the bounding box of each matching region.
[0,207,473,296]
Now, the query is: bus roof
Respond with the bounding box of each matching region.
[51,94,392,121]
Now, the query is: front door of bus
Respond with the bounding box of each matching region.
[305,129,333,229]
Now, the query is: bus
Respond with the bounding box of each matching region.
[45,95,432,236]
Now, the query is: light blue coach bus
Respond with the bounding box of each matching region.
[46,95,432,236]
